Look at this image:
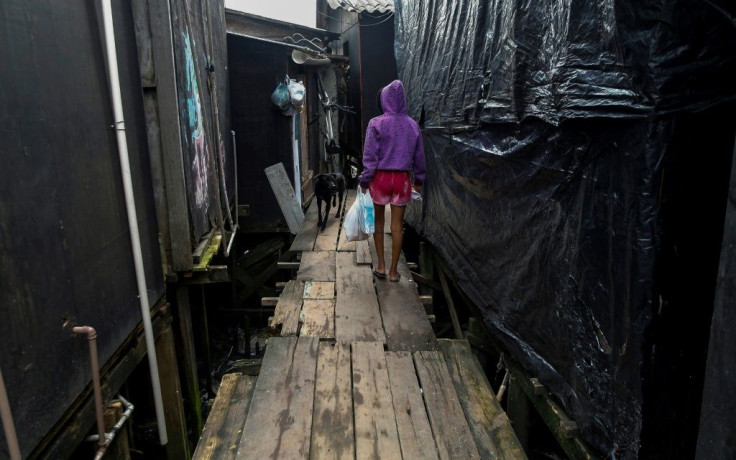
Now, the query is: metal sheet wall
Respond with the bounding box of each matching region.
[0,1,164,457]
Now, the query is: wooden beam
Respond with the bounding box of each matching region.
[507,362,598,459]
[507,375,530,451]
[277,261,301,270]
[410,271,442,291]
[156,323,191,459]
[148,0,192,272]
[437,267,463,339]
[175,285,203,441]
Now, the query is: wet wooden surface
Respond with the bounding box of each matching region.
[224,201,527,460]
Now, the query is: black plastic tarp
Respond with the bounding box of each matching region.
[395,0,736,457]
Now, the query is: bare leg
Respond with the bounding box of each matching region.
[389,204,405,281]
[374,204,386,275]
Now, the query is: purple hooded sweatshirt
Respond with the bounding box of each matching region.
[359,80,426,189]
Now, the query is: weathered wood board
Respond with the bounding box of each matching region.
[265,163,305,234]
[335,252,386,343]
[439,340,527,460]
[310,342,354,460]
[385,352,439,460]
[314,201,342,251]
[376,235,437,352]
[303,281,335,300]
[355,240,371,265]
[237,336,318,459]
[290,199,319,252]
[300,299,335,339]
[297,251,336,282]
[352,342,402,460]
[193,374,256,460]
[414,351,481,460]
[270,280,304,336]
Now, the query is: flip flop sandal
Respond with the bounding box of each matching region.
[389,274,401,283]
[373,269,387,279]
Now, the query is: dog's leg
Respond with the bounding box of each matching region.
[323,199,331,230]
[336,190,344,217]
[317,198,324,231]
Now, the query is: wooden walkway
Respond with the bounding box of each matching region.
[193,191,526,460]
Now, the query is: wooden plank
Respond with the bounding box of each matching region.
[314,200,342,251]
[300,299,335,339]
[507,375,530,451]
[148,0,192,271]
[237,337,319,460]
[335,252,386,343]
[193,374,257,460]
[414,351,481,460]
[271,280,305,336]
[385,352,439,460]
[265,163,305,234]
[355,240,371,265]
[310,342,354,460]
[303,281,335,300]
[290,199,319,252]
[375,235,437,352]
[438,340,527,460]
[337,190,357,252]
[297,251,336,282]
[352,342,402,460]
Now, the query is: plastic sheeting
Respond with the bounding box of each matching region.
[395,0,736,457]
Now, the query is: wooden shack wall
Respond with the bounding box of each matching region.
[170,0,233,242]
[228,34,323,230]
[0,1,164,457]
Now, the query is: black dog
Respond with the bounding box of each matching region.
[314,173,346,231]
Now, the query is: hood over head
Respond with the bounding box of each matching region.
[380,80,407,115]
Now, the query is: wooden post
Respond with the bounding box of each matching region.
[175,285,203,440]
[103,401,131,460]
[198,286,213,397]
[438,267,463,339]
[507,375,530,451]
[419,242,434,315]
[156,323,191,459]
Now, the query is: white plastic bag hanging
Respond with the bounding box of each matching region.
[357,187,375,234]
[344,197,368,242]
[287,79,305,107]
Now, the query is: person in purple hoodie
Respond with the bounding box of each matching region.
[360,80,426,282]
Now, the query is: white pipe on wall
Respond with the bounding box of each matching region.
[0,369,21,460]
[99,0,168,445]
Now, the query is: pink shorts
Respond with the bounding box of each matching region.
[369,170,411,206]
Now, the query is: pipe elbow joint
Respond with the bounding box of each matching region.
[72,325,97,341]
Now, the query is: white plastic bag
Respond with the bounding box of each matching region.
[287,79,305,107]
[357,187,375,234]
[344,198,368,242]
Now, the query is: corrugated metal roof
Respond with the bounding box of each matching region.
[326,0,394,14]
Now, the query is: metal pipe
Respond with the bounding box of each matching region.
[0,368,22,460]
[496,370,510,402]
[224,129,239,257]
[99,0,167,444]
[73,326,105,447]
[86,395,135,460]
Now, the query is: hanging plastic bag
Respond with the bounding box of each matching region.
[271,80,290,111]
[357,187,375,234]
[287,79,306,107]
[344,197,368,242]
